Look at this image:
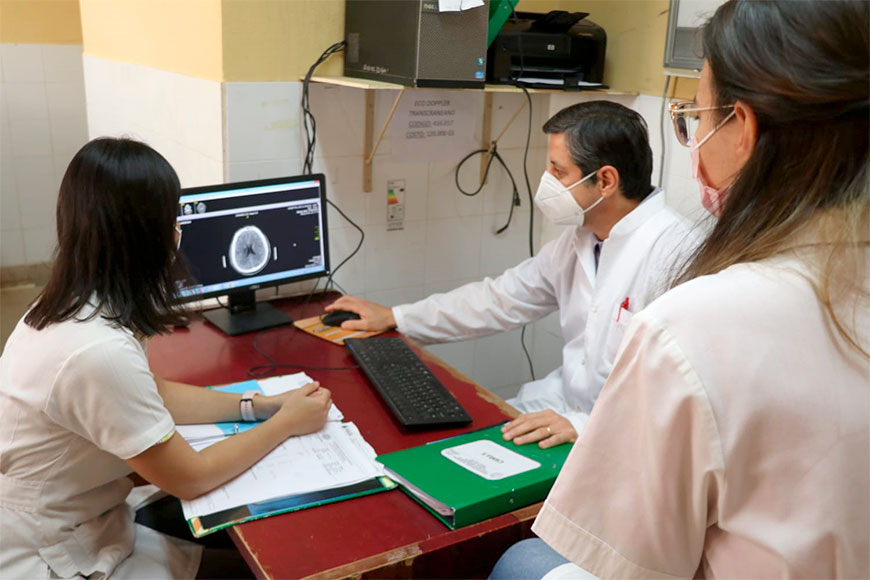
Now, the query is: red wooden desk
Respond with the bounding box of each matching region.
[148,293,539,579]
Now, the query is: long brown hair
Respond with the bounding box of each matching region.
[674,0,869,355]
[26,138,188,336]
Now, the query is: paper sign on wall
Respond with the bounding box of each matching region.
[391,90,477,162]
[386,179,406,231]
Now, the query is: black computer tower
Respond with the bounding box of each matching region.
[344,0,489,88]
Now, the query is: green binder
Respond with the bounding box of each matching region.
[377,424,571,529]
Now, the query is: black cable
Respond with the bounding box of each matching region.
[453,96,537,378]
[248,40,365,379]
[518,85,535,258]
[300,40,365,294]
[329,278,349,295]
[507,11,538,382]
[302,41,346,175]
[296,275,327,321]
[517,86,536,381]
[323,198,365,291]
[454,143,520,234]
[248,328,359,378]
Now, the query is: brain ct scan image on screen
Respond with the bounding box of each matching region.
[230,225,271,275]
[175,176,329,301]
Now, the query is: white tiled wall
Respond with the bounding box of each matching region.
[2,45,706,399]
[0,44,89,267]
[82,55,224,189]
[222,82,712,399]
[224,81,553,398]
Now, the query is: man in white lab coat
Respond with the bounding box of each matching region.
[327,101,699,448]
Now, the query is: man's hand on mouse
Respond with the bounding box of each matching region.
[325,296,397,331]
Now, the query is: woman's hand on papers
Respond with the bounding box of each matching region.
[325,295,396,331]
[274,382,332,436]
[501,410,577,449]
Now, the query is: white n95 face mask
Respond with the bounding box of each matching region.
[534,170,604,226]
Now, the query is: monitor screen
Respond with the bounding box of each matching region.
[175,174,330,303]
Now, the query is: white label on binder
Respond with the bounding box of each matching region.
[441,440,540,480]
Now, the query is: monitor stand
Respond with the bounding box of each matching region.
[202,291,293,336]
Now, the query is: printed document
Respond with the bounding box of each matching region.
[177,373,382,520]
[181,421,382,519]
[177,373,343,450]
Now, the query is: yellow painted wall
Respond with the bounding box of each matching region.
[78,0,223,81]
[520,0,699,97]
[222,0,344,82]
[0,0,82,44]
[518,0,671,96]
[71,0,696,94]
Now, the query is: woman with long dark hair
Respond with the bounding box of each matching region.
[494,0,868,577]
[0,138,332,578]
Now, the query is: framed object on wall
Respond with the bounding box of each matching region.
[664,0,725,70]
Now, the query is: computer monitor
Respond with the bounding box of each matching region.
[175,174,330,335]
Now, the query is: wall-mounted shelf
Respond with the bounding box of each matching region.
[308,75,638,192]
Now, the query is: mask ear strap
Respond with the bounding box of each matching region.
[582,194,605,214]
[566,169,598,191]
[693,108,737,150]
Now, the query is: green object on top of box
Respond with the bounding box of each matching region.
[377,423,571,529]
[488,0,517,47]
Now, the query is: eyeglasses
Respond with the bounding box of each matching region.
[668,100,736,147]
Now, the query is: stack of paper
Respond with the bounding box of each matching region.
[176,373,390,535]
[177,373,343,450]
[181,421,383,520]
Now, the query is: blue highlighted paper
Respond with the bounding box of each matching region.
[209,381,263,436]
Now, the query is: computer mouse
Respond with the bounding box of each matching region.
[321,310,361,327]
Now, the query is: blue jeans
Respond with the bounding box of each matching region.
[489,538,570,580]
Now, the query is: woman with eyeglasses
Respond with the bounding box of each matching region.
[491,0,868,578]
[0,138,332,579]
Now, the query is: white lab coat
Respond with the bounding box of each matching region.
[533,247,870,577]
[394,190,700,430]
[0,305,201,579]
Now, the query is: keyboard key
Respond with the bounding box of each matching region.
[345,337,472,429]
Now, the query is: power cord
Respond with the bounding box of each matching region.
[323,198,364,294]
[248,328,359,378]
[246,40,365,378]
[454,143,521,234]
[303,41,347,175]
[452,94,537,380]
[506,6,537,382]
[300,40,365,295]
[516,83,537,381]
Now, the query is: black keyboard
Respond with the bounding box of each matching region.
[345,337,472,429]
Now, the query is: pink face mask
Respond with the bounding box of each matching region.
[688,107,737,218]
[690,138,730,218]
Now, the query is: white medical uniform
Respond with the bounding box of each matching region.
[0,304,202,579]
[394,189,699,430]
[533,250,870,578]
